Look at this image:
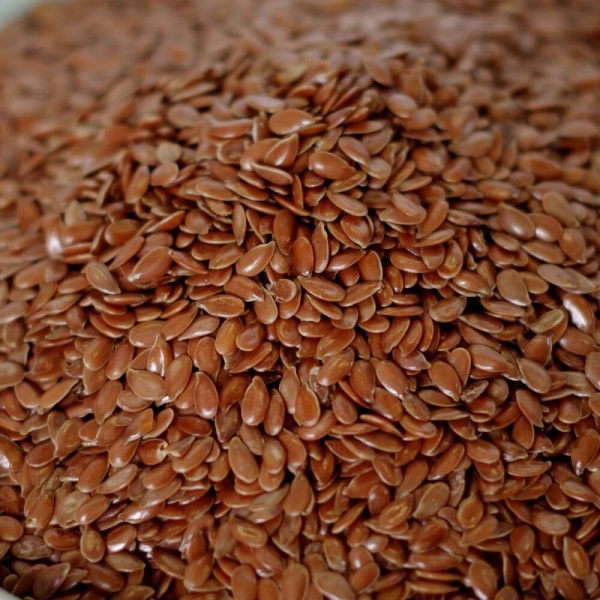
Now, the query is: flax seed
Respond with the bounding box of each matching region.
[0,0,599,597]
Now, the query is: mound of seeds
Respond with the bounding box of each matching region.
[0,0,600,598]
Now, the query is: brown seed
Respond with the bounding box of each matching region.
[269,109,315,135]
[0,361,24,389]
[553,569,585,600]
[129,246,172,284]
[466,440,500,464]
[200,294,246,318]
[295,384,321,427]
[83,337,113,371]
[429,361,461,401]
[497,204,535,240]
[388,192,427,225]
[80,527,105,563]
[309,151,356,180]
[385,93,417,118]
[239,377,269,426]
[313,571,356,600]
[562,537,590,580]
[31,563,71,600]
[585,353,600,391]
[376,360,409,399]
[532,509,570,535]
[429,296,467,323]
[265,134,299,168]
[231,564,258,600]
[468,345,508,373]
[0,516,23,542]
[85,261,120,294]
[0,4,599,599]
[496,269,530,307]
[510,524,534,563]
[39,379,78,410]
[281,563,310,600]
[515,389,543,427]
[126,369,165,401]
[229,436,259,483]
[570,429,600,475]
[236,242,276,277]
[468,560,497,600]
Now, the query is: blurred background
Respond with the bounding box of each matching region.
[0,0,46,24]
